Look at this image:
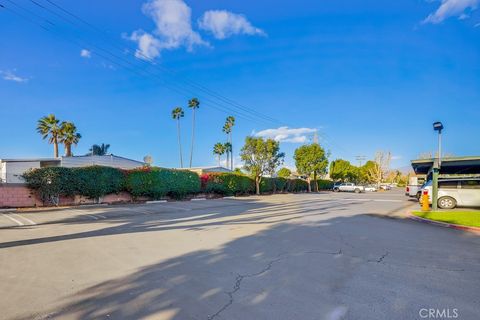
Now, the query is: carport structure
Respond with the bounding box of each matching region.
[411,156,480,178]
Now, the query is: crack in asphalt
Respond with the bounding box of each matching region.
[207,249,342,320]
[367,251,389,263]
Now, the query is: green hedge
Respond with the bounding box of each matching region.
[310,179,334,191]
[23,167,77,202]
[201,173,254,196]
[202,174,308,195]
[24,166,201,202]
[286,179,309,192]
[125,167,200,200]
[74,166,125,200]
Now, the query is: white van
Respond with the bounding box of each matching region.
[421,178,480,209]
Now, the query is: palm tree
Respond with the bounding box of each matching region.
[89,143,110,156]
[222,116,235,169]
[172,107,185,168]
[224,142,232,168]
[213,142,226,166]
[59,122,81,157]
[188,98,200,168]
[37,114,62,157]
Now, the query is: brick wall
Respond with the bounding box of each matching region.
[0,184,134,208]
[0,184,43,208]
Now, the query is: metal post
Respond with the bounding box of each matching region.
[432,166,439,211]
[432,122,444,211]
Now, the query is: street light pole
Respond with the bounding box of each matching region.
[432,122,444,211]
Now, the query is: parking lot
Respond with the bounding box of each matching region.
[1,189,479,320]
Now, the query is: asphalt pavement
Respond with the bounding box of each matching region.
[0,189,478,320]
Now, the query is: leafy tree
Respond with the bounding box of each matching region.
[359,160,376,183]
[294,143,329,192]
[329,159,358,182]
[222,116,235,170]
[89,143,110,156]
[172,107,185,168]
[240,137,284,195]
[277,167,292,178]
[213,142,226,166]
[59,122,81,157]
[188,98,200,168]
[37,114,62,157]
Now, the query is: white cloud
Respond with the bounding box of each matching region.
[128,0,208,60]
[198,10,266,39]
[80,49,91,58]
[254,127,317,143]
[391,155,402,161]
[0,70,28,83]
[424,0,479,24]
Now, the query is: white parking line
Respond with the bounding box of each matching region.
[86,214,99,220]
[1,213,24,226]
[338,198,402,203]
[11,213,36,225]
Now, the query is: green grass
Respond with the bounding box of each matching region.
[412,211,480,228]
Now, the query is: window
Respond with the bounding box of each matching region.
[460,180,480,189]
[439,181,458,189]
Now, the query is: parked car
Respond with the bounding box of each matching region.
[364,185,377,192]
[333,183,365,193]
[380,184,392,190]
[420,178,480,209]
[405,184,422,200]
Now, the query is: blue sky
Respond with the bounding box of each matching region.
[1,0,479,170]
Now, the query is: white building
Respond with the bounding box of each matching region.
[0,155,145,183]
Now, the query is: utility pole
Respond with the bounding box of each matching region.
[432,122,444,211]
[355,155,366,167]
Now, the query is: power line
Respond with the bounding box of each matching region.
[31,0,284,125]
[1,1,272,125]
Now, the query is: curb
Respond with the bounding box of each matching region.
[407,212,480,233]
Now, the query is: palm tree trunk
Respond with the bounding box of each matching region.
[314,172,318,192]
[177,120,183,168]
[229,132,233,170]
[189,109,195,168]
[65,144,72,157]
[217,155,221,167]
[53,136,59,158]
[226,150,229,169]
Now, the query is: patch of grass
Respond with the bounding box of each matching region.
[412,211,480,228]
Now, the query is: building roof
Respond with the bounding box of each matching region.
[0,158,60,163]
[411,156,480,175]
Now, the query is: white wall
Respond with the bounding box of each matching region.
[61,156,144,169]
[0,162,6,183]
[4,161,41,183]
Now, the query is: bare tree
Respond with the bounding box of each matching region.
[366,151,391,188]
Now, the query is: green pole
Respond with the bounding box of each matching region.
[432,166,439,211]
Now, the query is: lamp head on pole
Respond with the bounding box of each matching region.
[433,121,444,133]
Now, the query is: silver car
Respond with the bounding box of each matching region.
[421,178,480,209]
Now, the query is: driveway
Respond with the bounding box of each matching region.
[0,190,478,320]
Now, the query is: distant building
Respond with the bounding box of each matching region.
[0,155,145,183]
[180,166,232,175]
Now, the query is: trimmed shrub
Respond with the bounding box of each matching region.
[74,166,125,200]
[310,179,334,191]
[286,178,308,192]
[202,173,254,196]
[125,167,200,200]
[275,177,288,192]
[260,177,275,194]
[22,167,77,202]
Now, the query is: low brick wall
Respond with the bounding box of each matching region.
[0,184,134,208]
[0,184,43,208]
